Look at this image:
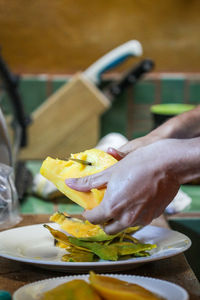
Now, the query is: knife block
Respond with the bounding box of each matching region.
[19,74,110,159]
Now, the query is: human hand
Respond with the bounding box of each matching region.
[66,139,181,234]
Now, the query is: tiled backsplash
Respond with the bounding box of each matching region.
[1,73,200,141]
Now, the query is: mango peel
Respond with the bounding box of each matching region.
[44,224,156,262]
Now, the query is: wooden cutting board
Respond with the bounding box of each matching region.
[20,74,110,159]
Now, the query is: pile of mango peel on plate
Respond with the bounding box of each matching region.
[44,212,156,262]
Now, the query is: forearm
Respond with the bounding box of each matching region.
[149,105,200,140]
[157,137,200,184]
[117,106,200,156]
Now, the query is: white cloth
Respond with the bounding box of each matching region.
[95,132,128,151]
[165,189,192,214]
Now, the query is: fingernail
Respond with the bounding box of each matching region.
[107,147,117,154]
[107,147,124,160]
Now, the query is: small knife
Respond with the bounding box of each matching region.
[68,157,92,166]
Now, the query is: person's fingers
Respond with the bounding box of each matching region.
[107,147,126,160]
[118,142,135,154]
[84,185,127,227]
[103,220,126,235]
[102,205,146,235]
[83,204,112,225]
[65,170,111,192]
[102,212,134,235]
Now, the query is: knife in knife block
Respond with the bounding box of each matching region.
[19,74,110,159]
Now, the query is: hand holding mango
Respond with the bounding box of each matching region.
[40,149,117,210]
[65,142,182,235]
[41,145,179,235]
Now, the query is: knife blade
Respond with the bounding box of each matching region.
[68,158,93,166]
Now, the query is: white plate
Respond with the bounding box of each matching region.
[13,274,189,300]
[0,223,191,272]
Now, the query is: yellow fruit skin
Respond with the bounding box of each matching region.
[40,149,117,209]
[89,272,162,300]
[50,212,118,241]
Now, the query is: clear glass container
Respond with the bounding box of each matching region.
[0,162,21,229]
[0,86,22,229]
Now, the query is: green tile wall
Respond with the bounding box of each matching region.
[100,91,128,138]
[181,185,200,212]
[0,76,47,117]
[133,80,156,104]
[52,78,68,92]
[20,195,55,214]
[189,80,200,104]
[2,74,200,142]
[161,77,185,104]
[19,77,47,114]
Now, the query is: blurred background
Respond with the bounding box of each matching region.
[0,0,200,73]
[1,0,200,157]
[0,0,200,279]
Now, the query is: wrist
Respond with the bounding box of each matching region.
[149,117,183,140]
[150,106,200,140]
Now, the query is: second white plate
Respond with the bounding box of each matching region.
[13,274,189,300]
[0,223,191,272]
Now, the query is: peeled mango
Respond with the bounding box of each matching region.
[41,279,101,300]
[89,271,164,300]
[40,272,164,300]
[40,148,117,209]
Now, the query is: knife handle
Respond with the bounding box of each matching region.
[84,40,143,85]
[107,59,154,97]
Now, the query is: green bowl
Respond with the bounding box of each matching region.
[151,104,195,115]
[151,104,195,128]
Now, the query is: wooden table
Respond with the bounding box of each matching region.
[0,214,200,299]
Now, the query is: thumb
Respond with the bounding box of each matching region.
[65,168,111,192]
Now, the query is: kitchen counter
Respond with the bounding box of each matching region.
[0,214,200,299]
[1,160,199,298]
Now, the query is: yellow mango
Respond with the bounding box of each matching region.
[89,272,163,300]
[41,279,102,300]
[40,149,117,209]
